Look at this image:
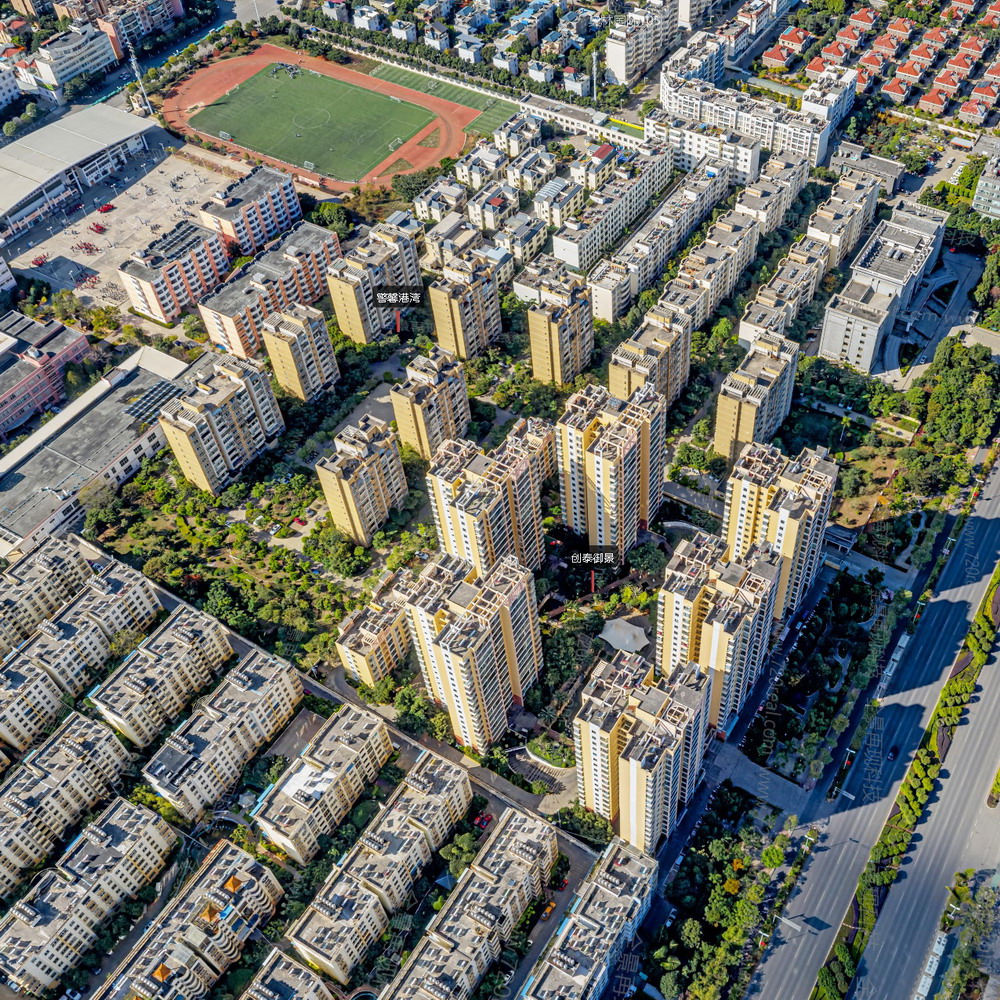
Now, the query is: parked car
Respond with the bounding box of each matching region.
[540,901,556,921]
[294,517,307,526]
[473,813,493,829]
[556,877,569,891]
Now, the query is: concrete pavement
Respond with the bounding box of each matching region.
[748,465,1000,1000]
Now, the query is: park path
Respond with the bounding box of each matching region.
[160,42,479,191]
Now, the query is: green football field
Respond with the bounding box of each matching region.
[189,66,435,181]
[368,64,518,134]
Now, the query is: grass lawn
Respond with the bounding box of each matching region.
[367,63,518,133]
[190,64,435,181]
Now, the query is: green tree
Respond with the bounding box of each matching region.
[440,831,479,876]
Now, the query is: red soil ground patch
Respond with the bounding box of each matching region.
[161,43,479,192]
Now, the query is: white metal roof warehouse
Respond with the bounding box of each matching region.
[0,105,157,238]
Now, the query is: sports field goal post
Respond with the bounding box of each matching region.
[304,160,316,171]
[388,137,403,150]
[219,131,233,141]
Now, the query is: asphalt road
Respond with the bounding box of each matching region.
[857,477,1000,997]
[749,467,1000,1000]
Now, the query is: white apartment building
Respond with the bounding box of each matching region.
[0,660,64,752]
[801,68,858,125]
[16,21,118,104]
[0,798,174,996]
[506,147,558,192]
[520,840,657,1000]
[805,174,880,269]
[381,810,557,1000]
[454,143,509,190]
[288,752,471,984]
[643,113,761,184]
[0,713,132,899]
[659,72,834,164]
[819,200,949,372]
[588,158,733,322]
[91,605,233,747]
[552,150,673,271]
[143,650,302,820]
[466,181,519,231]
[605,0,676,86]
[414,176,469,223]
[493,111,544,157]
[242,950,337,1000]
[94,840,284,1000]
[0,536,92,657]
[252,706,393,863]
[5,558,161,707]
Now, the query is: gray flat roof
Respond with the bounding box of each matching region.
[0,106,156,217]
[0,354,186,539]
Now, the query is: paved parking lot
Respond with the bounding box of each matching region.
[6,140,233,315]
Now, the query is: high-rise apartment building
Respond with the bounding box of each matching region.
[159,354,285,495]
[0,798,175,996]
[427,418,554,575]
[316,415,408,545]
[143,651,301,820]
[92,605,233,747]
[198,222,340,357]
[574,653,710,854]
[253,706,392,863]
[400,554,542,751]
[327,219,421,344]
[118,220,229,325]
[527,266,593,384]
[608,308,692,407]
[288,752,471,984]
[94,840,283,1000]
[335,573,411,686]
[656,533,779,732]
[0,713,131,899]
[0,537,92,657]
[724,443,837,620]
[197,165,302,253]
[713,333,799,465]
[390,347,470,460]
[556,384,667,563]
[260,304,340,401]
[429,251,502,360]
[605,0,676,86]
